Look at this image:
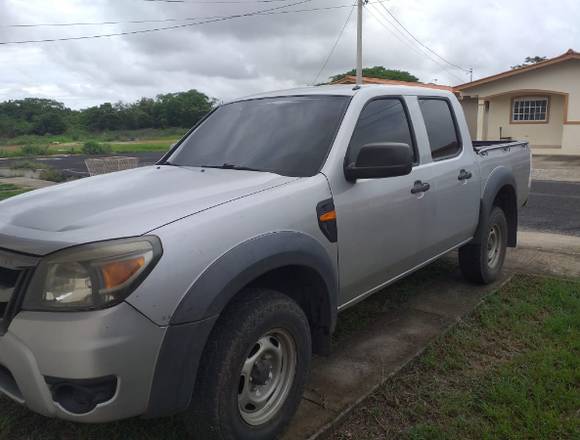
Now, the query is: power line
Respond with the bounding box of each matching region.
[2,1,308,28]
[367,4,466,82]
[311,5,355,85]
[365,5,465,83]
[141,0,296,3]
[0,1,388,45]
[0,0,313,45]
[376,2,469,73]
[2,1,385,29]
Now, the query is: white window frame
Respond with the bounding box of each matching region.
[511,96,549,123]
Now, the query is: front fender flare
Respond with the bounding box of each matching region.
[170,231,338,327]
[145,231,338,418]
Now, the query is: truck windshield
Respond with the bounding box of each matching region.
[166,95,350,177]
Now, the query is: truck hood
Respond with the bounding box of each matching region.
[0,165,295,255]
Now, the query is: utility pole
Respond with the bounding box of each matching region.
[356,0,363,86]
[469,67,473,82]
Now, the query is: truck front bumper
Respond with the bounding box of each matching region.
[0,303,165,423]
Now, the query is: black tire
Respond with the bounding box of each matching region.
[459,206,508,284]
[186,288,311,440]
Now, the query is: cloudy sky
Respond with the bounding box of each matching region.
[0,0,578,109]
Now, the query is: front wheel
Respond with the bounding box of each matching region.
[459,206,508,284]
[186,288,311,440]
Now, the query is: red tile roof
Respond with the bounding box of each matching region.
[332,75,456,92]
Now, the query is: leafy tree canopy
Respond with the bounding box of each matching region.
[0,89,217,138]
[330,66,419,83]
[511,56,547,70]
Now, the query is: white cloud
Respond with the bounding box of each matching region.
[0,0,578,108]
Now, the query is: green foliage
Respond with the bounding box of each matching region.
[330,66,419,83]
[511,55,547,70]
[39,168,67,183]
[82,141,112,155]
[0,183,30,201]
[21,145,49,156]
[0,90,216,140]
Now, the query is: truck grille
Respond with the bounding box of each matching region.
[0,267,21,321]
[0,249,38,335]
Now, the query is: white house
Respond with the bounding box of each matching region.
[456,50,580,156]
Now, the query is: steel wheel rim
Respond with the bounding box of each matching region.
[487,224,502,268]
[238,328,297,426]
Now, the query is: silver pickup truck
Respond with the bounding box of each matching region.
[0,85,530,439]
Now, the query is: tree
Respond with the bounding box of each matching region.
[0,89,217,138]
[330,66,419,83]
[33,113,67,135]
[511,56,547,70]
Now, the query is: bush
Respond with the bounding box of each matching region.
[21,145,49,156]
[39,168,67,183]
[82,141,112,155]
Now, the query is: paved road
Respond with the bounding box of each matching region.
[0,152,165,177]
[520,180,580,236]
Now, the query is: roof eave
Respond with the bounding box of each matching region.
[456,51,580,91]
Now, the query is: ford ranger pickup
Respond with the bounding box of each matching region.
[0,85,531,440]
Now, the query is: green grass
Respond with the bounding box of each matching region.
[0,128,186,147]
[0,183,29,201]
[335,275,580,440]
[0,142,173,158]
[0,128,184,158]
[110,142,175,153]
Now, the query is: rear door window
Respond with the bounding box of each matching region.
[418,98,461,160]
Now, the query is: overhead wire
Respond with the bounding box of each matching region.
[376,2,469,73]
[0,0,313,45]
[0,1,389,45]
[311,4,355,85]
[366,4,467,83]
[1,1,387,29]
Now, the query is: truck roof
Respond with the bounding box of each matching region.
[233,84,455,103]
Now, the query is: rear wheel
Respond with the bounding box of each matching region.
[459,206,508,284]
[186,288,311,440]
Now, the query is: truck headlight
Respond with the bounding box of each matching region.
[22,237,162,311]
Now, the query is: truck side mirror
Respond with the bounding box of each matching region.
[344,142,413,181]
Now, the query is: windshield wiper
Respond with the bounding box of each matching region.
[200,163,264,172]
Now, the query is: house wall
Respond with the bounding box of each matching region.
[460,96,478,139]
[459,59,580,155]
[486,94,564,146]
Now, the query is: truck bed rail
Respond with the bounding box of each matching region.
[473,140,529,156]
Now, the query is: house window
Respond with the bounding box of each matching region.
[512,96,549,122]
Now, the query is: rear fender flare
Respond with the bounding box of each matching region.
[472,166,517,245]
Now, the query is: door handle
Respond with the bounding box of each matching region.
[458,169,473,181]
[411,180,431,194]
